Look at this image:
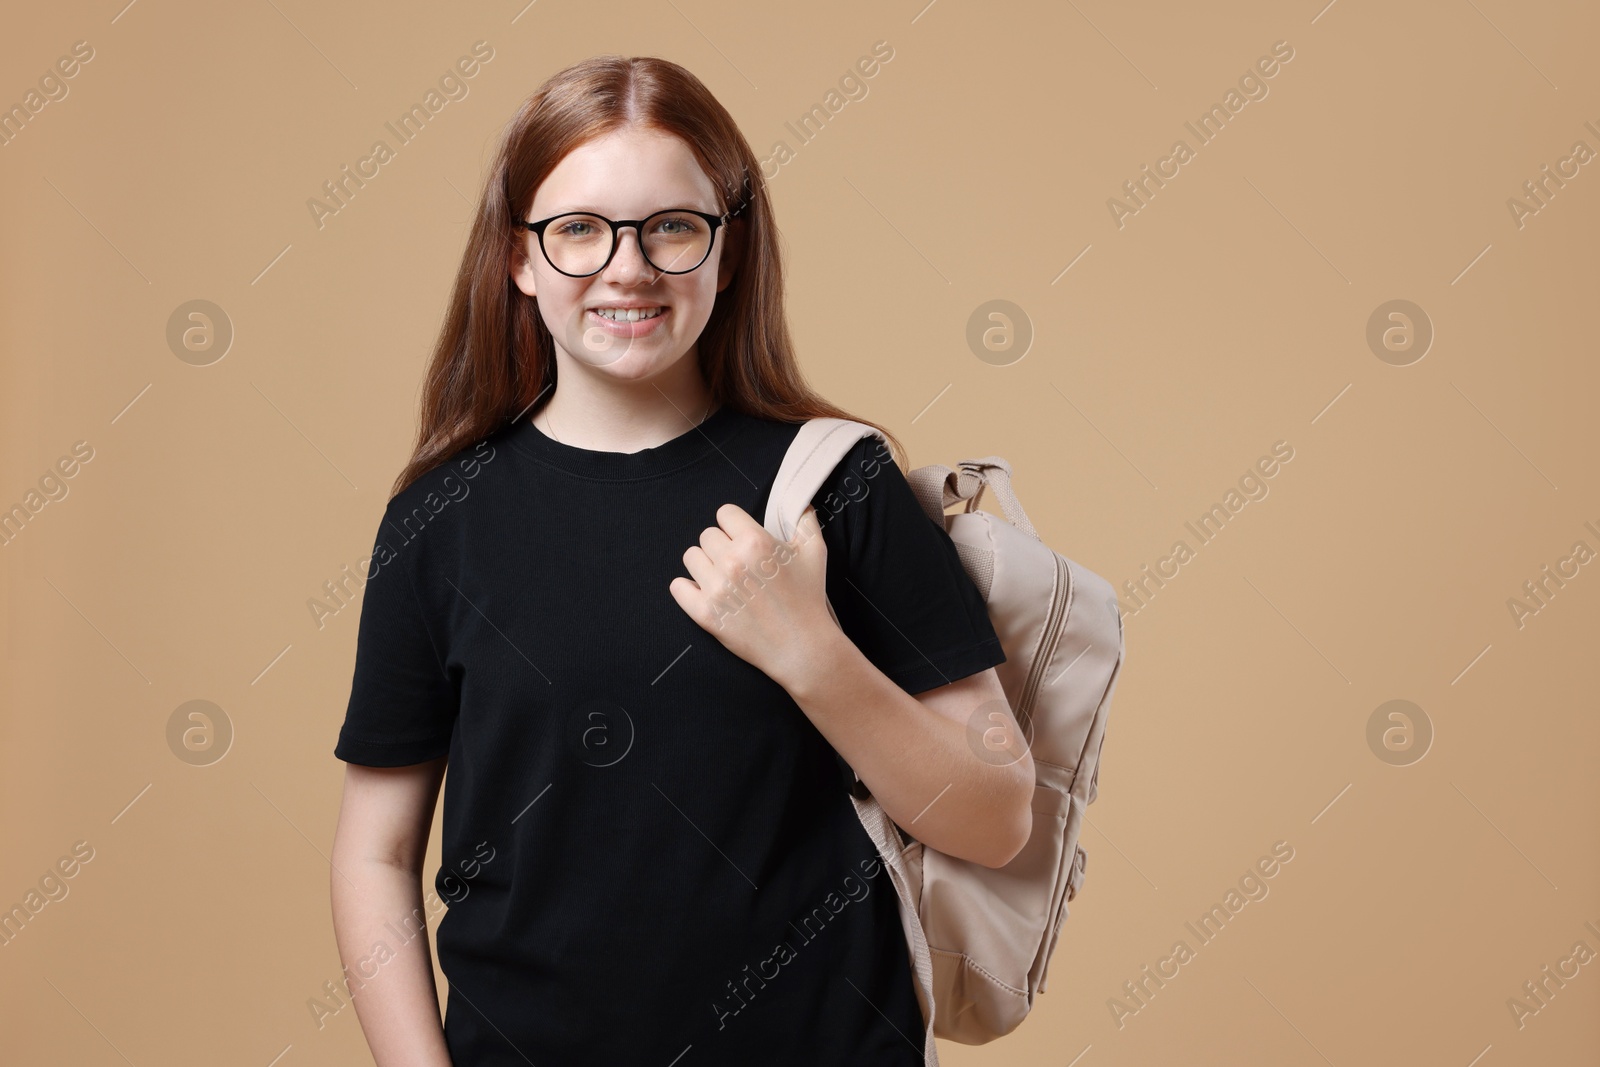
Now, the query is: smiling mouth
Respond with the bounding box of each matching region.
[591,306,666,322]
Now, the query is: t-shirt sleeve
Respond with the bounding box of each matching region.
[813,434,1007,697]
[333,508,459,767]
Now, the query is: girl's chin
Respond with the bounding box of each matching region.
[560,336,691,375]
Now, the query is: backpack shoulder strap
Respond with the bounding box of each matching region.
[762,418,885,541]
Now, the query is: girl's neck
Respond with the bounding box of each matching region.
[532,369,718,455]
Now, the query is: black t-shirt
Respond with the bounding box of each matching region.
[334,402,1006,1066]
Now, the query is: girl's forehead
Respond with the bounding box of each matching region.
[533,129,719,211]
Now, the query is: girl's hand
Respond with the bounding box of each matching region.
[668,502,838,687]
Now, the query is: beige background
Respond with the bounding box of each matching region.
[3,0,1597,1063]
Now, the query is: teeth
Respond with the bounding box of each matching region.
[594,306,664,322]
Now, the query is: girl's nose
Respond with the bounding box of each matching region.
[603,228,657,282]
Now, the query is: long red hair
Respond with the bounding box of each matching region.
[391,54,905,499]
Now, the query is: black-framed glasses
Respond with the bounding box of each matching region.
[517,208,731,277]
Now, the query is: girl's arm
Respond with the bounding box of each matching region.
[330,759,455,1067]
[778,633,1033,868]
[673,503,1033,868]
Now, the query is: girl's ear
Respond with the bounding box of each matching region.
[715,218,744,294]
[510,242,537,298]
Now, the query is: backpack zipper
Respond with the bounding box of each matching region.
[1014,552,1070,734]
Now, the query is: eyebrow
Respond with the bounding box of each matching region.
[543,203,716,216]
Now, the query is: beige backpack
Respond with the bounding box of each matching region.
[763,418,1125,1063]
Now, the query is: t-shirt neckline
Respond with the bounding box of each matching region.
[508,401,742,481]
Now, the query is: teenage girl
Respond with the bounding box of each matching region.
[329,54,1032,1067]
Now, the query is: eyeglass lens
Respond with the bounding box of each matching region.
[541,211,714,275]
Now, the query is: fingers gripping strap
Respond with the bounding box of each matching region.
[763,418,883,633]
